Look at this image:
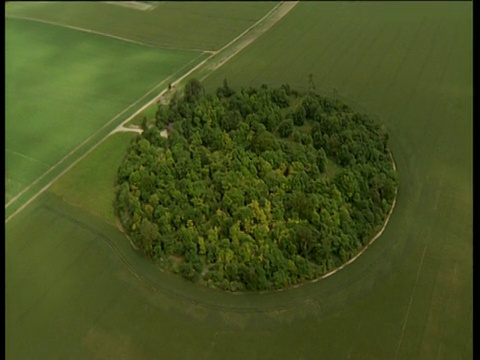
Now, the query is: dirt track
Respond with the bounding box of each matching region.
[6,1,298,223]
[198,1,299,81]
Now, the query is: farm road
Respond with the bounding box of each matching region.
[132,0,299,102]
[197,1,299,81]
[113,1,299,132]
[5,1,298,223]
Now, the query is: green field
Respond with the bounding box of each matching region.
[5,17,207,210]
[205,2,473,357]
[6,2,472,359]
[49,132,137,225]
[5,1,276,51]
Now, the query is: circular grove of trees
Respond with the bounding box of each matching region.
[114,79,398,292]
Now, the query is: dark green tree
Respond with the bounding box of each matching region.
[115,82,397,292]
[184,78,204,104]
[278,119,294,138]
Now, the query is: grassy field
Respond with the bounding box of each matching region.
[6,2,472,359]
[203,2,473,358]
[49,132,136,225]
[5,1,276,51]
[5,17,207,211]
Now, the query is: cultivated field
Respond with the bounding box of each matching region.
[5,1,276,51]
[205,3,472,357]
[6,2,472,359]
[49,132,136,224]
[5,16,208,214]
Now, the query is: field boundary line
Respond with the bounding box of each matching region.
[112,1,298,132]
[5,51,205,211]
[213,2,285,54]
[200,1,298,81]
[6,14,156,48]
[394,245,428,360]
[5,1,297,223]
[5,14,214,54]
[110,53,215,135]
[39,203,305,314]
[435,261,458,360]
[103,1,157,12]
[433,164,446,210]
[6,148,51,168]
[5,82,164,208]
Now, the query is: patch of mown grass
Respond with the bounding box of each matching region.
[49,132,136,224]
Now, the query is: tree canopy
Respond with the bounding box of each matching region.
[115,79,398,292]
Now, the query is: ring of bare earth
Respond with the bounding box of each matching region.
[114,80,399,293]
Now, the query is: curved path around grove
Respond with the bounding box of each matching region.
[309,152,398,284]
[8,0,398,317]
[48,148,397,316]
